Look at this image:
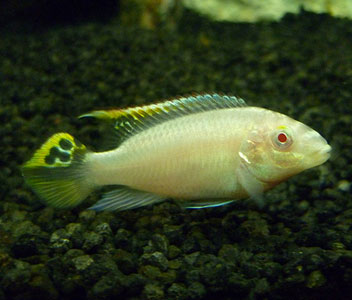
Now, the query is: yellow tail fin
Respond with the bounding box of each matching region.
[22,133,93,209]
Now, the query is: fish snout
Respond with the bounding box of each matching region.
[299,128,331,167]
[308,137,331,166]
[318,143,332,160]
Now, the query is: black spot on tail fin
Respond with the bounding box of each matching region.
[22,133,94,208]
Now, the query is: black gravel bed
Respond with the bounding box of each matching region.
[1,9,352,300]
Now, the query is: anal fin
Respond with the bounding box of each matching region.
[88,187,166,211]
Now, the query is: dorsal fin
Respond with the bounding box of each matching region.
[79,93,246,142]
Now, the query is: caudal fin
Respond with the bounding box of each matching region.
[22,133,94,209]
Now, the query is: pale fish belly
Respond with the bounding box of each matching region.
[88,109,247,199]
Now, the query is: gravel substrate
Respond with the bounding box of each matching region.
[1,9,352,300]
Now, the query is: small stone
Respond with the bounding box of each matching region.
[28,269,59,300]
[188,282,206,299]
[82,231,103,251]
[331,242,346,250]
[151,234,169,254]
[66,223,84,248]
[228,272,251,292]
[163,225,183,244]
[218,244,240,263]
[168,259,182,270]
[121,274,145,296]
[10,210,27,222]
[79,210,96,223]
[253,278,270,295]
[143,283,164,300]
[306,270,326,288]
[1,261,31,293]
[72,255,94,271]
[184,252,200,266]
[64,249,85,259]
[140,251,169,271]
[158,270,177,285]
[199,255,229,287]
[182,236,200,253]
[12,220,42,239]
[337,180,351,192]
[50,229,71,253]
[114,229,133,250]
[168,245,181,259]
[89,273,124,298]
[167,283,188,300]
[113,249,137,274]
[66,223,83,236]
[95,222,113,239]
[185,269,200,284]
[36,207,55,226]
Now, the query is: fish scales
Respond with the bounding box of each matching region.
[22,93,331,211]
[87,108,250,199]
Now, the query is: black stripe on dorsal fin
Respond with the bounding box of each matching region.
[79,93,246,142]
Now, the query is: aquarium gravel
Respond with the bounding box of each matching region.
[0,9,352,300]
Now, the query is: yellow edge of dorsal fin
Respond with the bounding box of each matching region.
[79,99,176,121]
[79,110,125,120]
[78,93,247,142]
[79,93,246,121]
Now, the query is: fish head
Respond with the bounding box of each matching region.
[238,111,331,185]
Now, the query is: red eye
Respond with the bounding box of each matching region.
[272,130,292,150]
[277,132,287,143]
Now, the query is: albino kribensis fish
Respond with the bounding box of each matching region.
[22,94,331,211]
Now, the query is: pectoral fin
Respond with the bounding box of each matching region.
[237,163,265,208]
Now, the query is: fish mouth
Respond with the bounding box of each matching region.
[320,144,331,157]
[312,144,331,166]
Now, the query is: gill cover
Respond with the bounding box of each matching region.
[238,126,303,193]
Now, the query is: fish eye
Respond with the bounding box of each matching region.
[272,130,292,150]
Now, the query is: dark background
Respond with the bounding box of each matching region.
[0,1,352,299]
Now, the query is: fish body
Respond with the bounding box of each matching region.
[89,108,251,199]
[22,94,331,211]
